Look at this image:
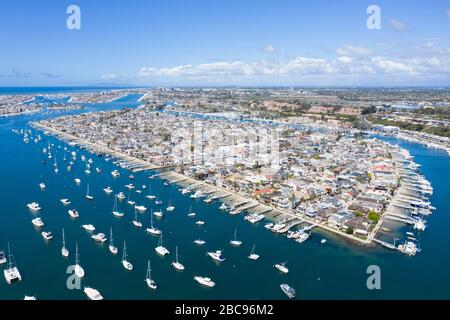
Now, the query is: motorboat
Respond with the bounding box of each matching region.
[135,205,147,213]
[60,199,71,206]
[153,211,164,218]
[194,276,215,288]
[32,218,44,228]
[92,233,107,243]
[82,224,96,232]
[42,231,53,240]
[274,262,289,274]
[84,287,103,300]
[280,284,296,299]
[27,202,41,211]
[207,250,225,262]
[103,186,113,194]
[116,192,126,200]
[111,170,120,178]
[74,178,81,185]
[39,183,46,190]
[194,239,205,245]
[68,209,80,218]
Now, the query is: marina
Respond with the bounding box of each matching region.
[0,91,449,300]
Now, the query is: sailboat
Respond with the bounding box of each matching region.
[187,206,196,217]
[86,184,94,200]
[3,243,22,284]
[155,194,162,205]
[230,228,242,246]
[61,228,69,257]
[146,211,162,235]
[127,190,135,206]
[155,234,170,256]
[109,228,118,255]
[112,196,124,217]
[248,243,259,260]
[171,246,185,271]
[74,242,85,278]
[146,185,156,200]
[121,241,133,271]
[145,260,157,289]
[132,208,143,228]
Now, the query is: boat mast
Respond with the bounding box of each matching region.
[175,246,179,263]
[147,260,151,279]
[110,228,114,247]
[75,242,80,265]
[62,228,66,248]
[122,241,127,261]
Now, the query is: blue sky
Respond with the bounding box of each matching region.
[0,0,450,86]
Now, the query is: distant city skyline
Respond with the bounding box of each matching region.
[1,0,450,86]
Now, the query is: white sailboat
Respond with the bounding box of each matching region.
[146,185,156,200]
[132,208,143,228]
[86,184,94,200]
[84,287,103,300]
[166,200,175,212]
[146,211,162,235]
[127,190,135,206]
[112,196,124,218]
[171,246,185,271]
[61,228,69,257]
[145,260,157,289]
[74,243,85,278]
[109,228,118,255]
[155,234,170,256]
[248,243,259,260]
[121,241,133,271]
[230,228,242,246]
[187,206,196,217]
[3,243,22,284]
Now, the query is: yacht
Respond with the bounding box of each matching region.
[274,262,289,274]
[264,223,274,230]
[68,209,79,218]
[132,209,143,228]
[109,228,118,255]
[116,192,126,200]
[155,235,170,256]
[92,233,107,243]
[153,210,164,218]
[196,220,205,226]
[194,276,215,288]
[321,239,327,245]
[172,246,185,271]
[84,287,103,300]
[42,231,53,240]
[24,296,37,300]
[121,242,133,271]
[81,155,86,162]
[0,251,6,265]
[219,203,228,210]
[280,284,296,299]
[129,174,135,180]
[135,205,147,213]
[82,224,96,232]
[3,244,22,284]
[414,219,426,232]
[74,178,81,185]
[248,244,260,260]
[207,250,225,262]
[96,168,102,174]
[181,188,190,195]
[32,218,44,228]
[103,186,113,194]
[85,184,94,200]
[60,199,71,206]
[39,183,46,190]
[146,212,162,235]
[145,260,157,290]
[27,202,41,211]
[111,170,120,178]
[112,196,124,218]
[190,191,204,199]
[194,239,206,245]
[61,228,69,257]
[230,228,242,246]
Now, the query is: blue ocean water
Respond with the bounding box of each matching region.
[0,89,449,300]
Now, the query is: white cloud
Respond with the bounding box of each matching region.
[264,44,276,53]
[336,45,372,57]
[337,56,353,64]
[138,44,450,84]
[389,19,406,31]
[100,73,118,80]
